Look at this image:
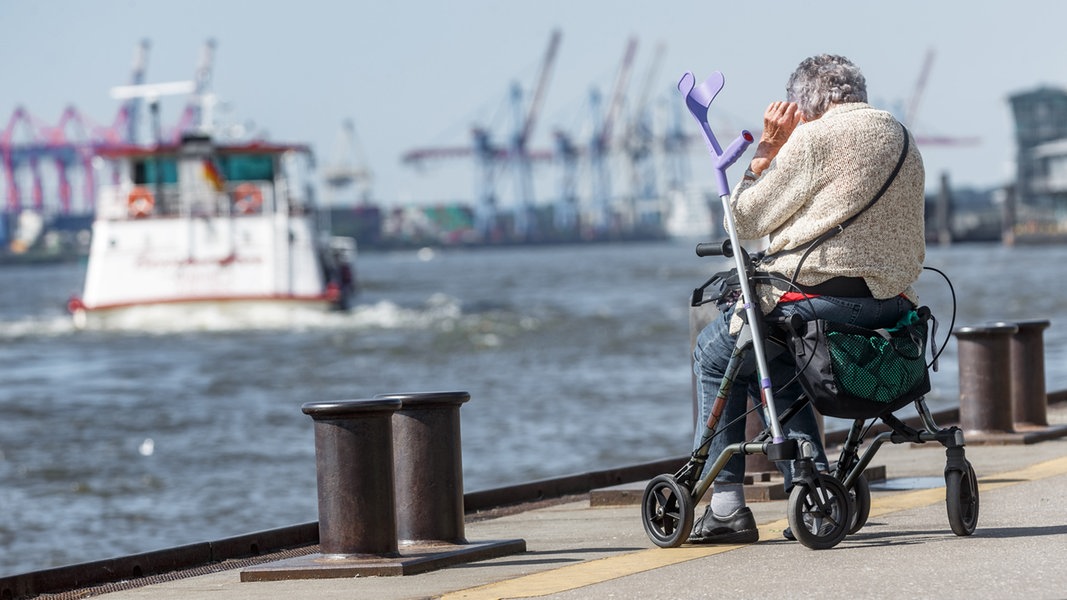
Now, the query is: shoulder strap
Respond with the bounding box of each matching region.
[779,121,910,287]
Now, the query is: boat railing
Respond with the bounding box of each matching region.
[96,181,282,221]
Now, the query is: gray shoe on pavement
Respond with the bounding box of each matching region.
[688,506,759,544]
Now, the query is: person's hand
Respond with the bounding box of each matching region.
[760,101,803,150]
[748,101,803,176]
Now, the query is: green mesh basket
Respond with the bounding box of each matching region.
[795,309,933,419]
[825,320,928,404]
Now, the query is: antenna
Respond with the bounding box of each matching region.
[110,81,196,145]
[110,81,196,102]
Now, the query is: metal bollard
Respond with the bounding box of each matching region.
[301,398,402,558]
[953,323,1018,434]
[376,391,470,545]
[1010,319,1051,428]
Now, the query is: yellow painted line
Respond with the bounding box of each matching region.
[441,454,1067,600]
[441,543,743,600]
[980,454,1067,486]
[867,454,1067,518]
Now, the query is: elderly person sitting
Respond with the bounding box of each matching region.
[689,54,926,544]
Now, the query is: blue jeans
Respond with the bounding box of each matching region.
[692,294,914,485]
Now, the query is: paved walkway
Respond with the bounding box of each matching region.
[78,406,1067,600]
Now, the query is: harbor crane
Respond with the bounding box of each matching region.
[591,37,637,233]
[322,119,374,205]
[401,29,560,241]
[552,37,637,235]
[171,38,217,139]
[112,39,151,144]
[622,41,665,227]
[509,29,561,238]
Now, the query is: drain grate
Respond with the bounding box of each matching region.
[29,545,317,600]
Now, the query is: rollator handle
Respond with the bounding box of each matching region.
[695,240,731,257]
[769,313,807,333]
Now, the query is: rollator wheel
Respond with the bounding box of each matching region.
[946,461,979,536]
[642,474,694,548]
[847,473,871,534]
[787,474,851,550]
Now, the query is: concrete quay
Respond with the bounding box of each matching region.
[54,402,1067,600]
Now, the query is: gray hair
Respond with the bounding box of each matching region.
[786,54,867,120]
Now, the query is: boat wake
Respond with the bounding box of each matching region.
[0,294,472,338]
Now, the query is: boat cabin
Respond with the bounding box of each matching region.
[95,135,316,221]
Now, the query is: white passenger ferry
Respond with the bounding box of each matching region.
[68,134,356,328]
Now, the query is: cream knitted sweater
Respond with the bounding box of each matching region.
[728,102,926,330]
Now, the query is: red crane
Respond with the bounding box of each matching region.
[906,48,980,147]
[1,107,50,212]
[2,40,152,218]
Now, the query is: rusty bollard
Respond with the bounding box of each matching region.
[376,391,470,545]
[953,323,1018,435]
[301,398,402,558]
[1010,319,1051,428]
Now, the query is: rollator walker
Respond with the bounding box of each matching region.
[640,71,979,550]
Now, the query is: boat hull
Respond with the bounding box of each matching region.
[81,207,327,301]
[69,295,338,330]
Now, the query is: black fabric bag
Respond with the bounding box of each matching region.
[791,307,932,419]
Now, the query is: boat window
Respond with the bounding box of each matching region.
[219,154,275,182]
[133,159,179,184]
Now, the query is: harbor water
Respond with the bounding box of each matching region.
[2,239,1066,576]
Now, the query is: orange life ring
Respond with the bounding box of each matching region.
[233,184,263,214]
[127,187,155,218]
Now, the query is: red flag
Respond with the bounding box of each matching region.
[203,159,225,191]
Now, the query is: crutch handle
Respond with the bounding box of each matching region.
[714,131,754,197]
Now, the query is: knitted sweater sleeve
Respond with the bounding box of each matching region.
[729,127,815,243]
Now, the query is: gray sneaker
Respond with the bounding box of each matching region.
[689,506,759,544]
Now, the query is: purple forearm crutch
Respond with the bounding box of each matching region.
[678,70,785,444]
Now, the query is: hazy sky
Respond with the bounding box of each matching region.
[3,0,1064,209]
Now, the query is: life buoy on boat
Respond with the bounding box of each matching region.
[127,187,155,218]
[233,184,263,214]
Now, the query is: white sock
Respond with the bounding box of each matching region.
[710,482,745,517]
